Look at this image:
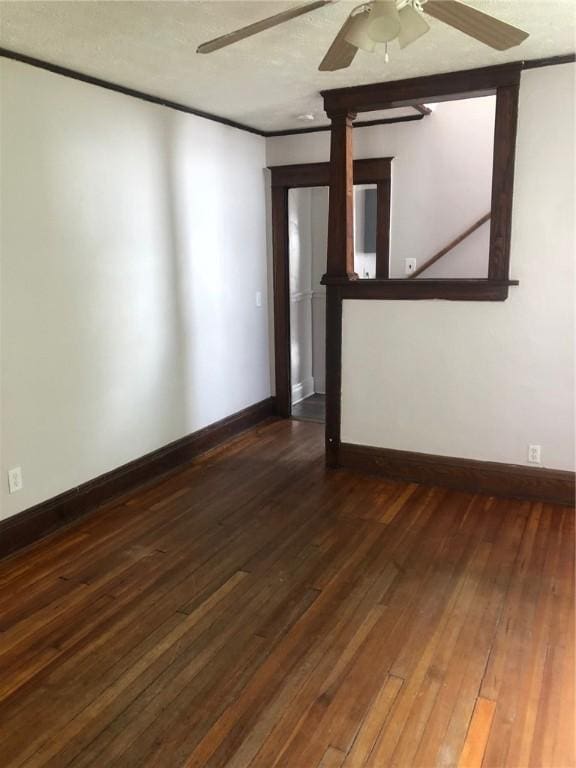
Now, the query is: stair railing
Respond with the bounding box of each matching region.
[408,212,491,279]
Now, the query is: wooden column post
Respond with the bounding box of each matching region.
[322,110,356,467]
[324,110,358,283]
[488,83,519,280]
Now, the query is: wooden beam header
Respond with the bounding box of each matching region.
[322,62,522,116]
[269,157,393,188]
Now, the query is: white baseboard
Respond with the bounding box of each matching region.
[292,377,315,405]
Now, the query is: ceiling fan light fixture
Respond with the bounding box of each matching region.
[344,8,377,52]
[397,3,430,48]
[368,0,401,43]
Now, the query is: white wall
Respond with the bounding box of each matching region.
[267,96,495,279]
[0,59,270,520]
[267,64,575,471]
[341,64,575,470]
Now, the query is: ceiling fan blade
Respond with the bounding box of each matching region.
[197,0,333,54]
[423,0,529,51]
[319,16,359,71]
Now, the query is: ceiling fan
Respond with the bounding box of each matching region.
[197,0,529,71]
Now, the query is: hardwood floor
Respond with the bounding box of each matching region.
[0,419,573,768]
[291,394,326,424]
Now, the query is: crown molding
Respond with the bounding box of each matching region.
[1,48,574,138]
[0,46,264,135]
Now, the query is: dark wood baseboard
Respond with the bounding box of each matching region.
[339,442,575,507]
[0,397,277,560]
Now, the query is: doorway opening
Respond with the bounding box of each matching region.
[269,159,392,425]
[288,186,328,424]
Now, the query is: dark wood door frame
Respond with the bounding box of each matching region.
[269,159,392,418]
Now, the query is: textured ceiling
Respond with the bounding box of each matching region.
[0,1,574,131]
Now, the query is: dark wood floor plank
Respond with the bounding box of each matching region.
[0,427,325,701]
[18,570,254,768]
[0,420,290,590]
[414,500,527,768]
[365,531,498,766]
[480,503,560,768]
[0,420,572,768]
[62,584,278,767]
[102,559,329,768]
[341,674,404,768]
[183,529,397,768]
[505,505,567,767]
[245,492,481,768]
[548,510,575,768]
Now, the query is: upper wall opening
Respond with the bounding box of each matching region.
[360,94,496,279]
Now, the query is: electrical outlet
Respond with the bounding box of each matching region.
[8,467,23,494]
[528,444,542,465]
[405,258,417,275]
[255,291,262,308]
